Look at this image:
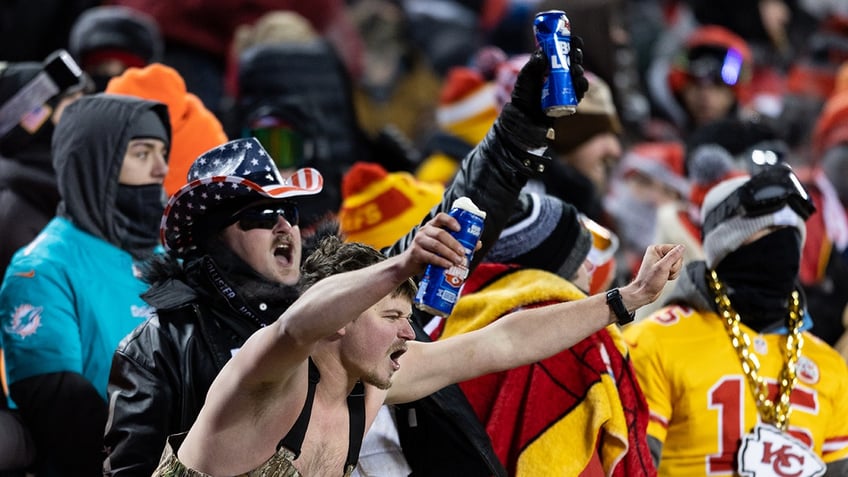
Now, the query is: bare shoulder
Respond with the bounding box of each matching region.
[178,361,313,472]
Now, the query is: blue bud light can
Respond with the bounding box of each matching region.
[414,197,486,317]
[534,10,578,117]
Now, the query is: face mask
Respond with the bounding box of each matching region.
[714,227,801,330]
[114,184,165,258]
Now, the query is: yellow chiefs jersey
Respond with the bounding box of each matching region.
[623,305,848,476]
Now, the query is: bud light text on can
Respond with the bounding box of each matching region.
[414,197,487,317]
[534,10,578,117]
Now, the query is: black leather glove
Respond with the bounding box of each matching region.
[509,36,589,127]
[487,36,589,177]
[570,35,589,100]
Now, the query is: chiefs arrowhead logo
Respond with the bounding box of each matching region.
[738,424,825,477]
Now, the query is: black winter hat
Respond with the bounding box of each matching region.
[68,6,163,67]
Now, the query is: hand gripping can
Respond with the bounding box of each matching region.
[414,197,486,317]
[534,10,578,117]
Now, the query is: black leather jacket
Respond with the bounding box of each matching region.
[103,105,550,477]
[103,303,220,473]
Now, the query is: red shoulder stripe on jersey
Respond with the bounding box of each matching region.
[823,435,848,454]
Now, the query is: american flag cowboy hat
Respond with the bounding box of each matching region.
[161,137,323,255]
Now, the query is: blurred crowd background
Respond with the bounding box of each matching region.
[4,0,848,370]
[4,0,848,475]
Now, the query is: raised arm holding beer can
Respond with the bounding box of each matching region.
[534,10,580,117]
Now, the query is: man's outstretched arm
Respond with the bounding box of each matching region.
[386,244,685,404]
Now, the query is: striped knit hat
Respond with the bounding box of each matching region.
[485,192,592,280]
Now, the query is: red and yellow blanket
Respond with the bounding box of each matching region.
[439,263,656,476]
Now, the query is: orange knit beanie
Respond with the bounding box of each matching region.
[106,63,228,196]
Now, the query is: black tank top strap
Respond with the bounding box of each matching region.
[344,380,366,470]
[277,358,321,457]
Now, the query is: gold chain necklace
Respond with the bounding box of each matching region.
[706,269,804,431]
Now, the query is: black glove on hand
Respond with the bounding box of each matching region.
[509,35,589,127]
[488,35,589,177]
[570,35,589,101]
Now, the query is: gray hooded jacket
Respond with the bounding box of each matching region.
[53,93,170,250]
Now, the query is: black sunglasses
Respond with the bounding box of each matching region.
[231,202,300,231]
[702,163,816,235]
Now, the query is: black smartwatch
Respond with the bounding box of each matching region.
[606,288,635,325]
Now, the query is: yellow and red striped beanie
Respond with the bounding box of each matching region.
[340,162,444,250]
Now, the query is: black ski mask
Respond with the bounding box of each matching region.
[114,184,165,259]
[714,227,802,331]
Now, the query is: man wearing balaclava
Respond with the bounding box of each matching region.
[0,93,170,476]
[624,164,848,476]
